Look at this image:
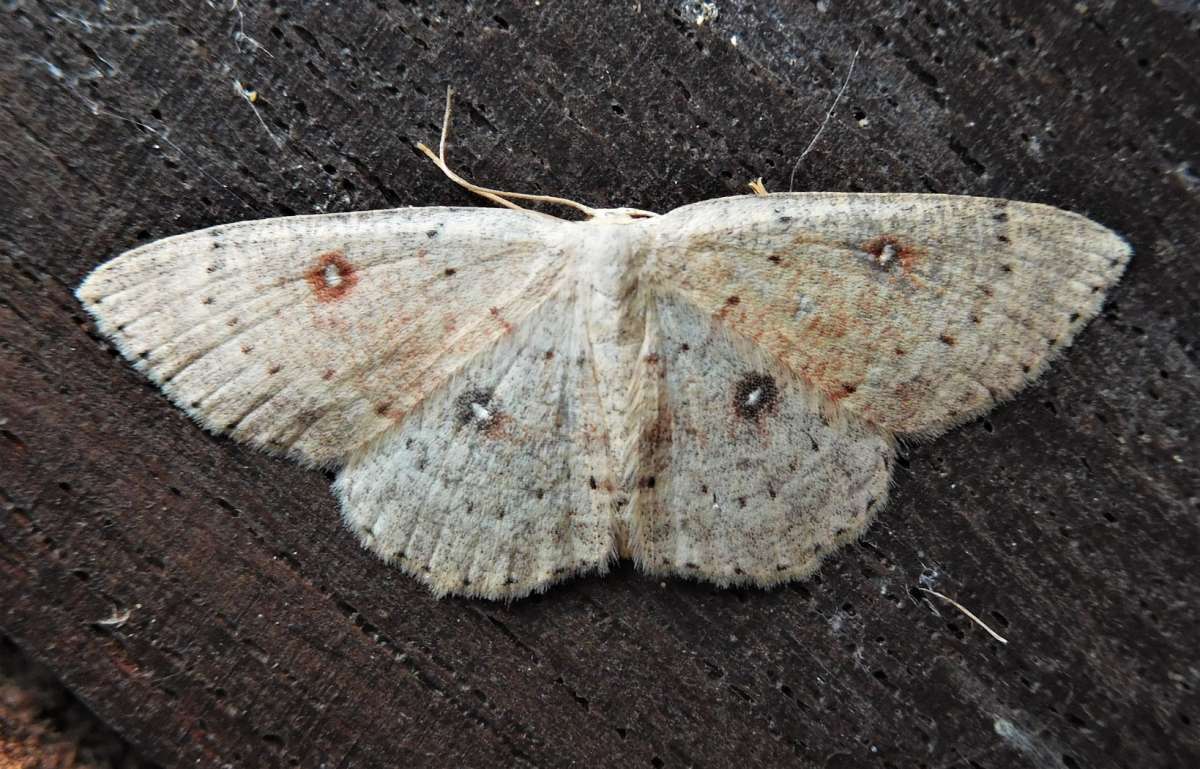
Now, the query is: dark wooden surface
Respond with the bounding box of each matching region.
[2,1,1198,767]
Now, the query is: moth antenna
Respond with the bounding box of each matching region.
[437,85,454,162]
[918,587,1009,644]
[417,86,602,218]
[788,44,861,193]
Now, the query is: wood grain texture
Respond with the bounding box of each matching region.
[2,1,1197,768]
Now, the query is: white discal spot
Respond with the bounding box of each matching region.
[75,84,1131,601]
[470,401,493,423]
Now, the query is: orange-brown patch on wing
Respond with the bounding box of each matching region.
[715,294,742,321]
[830,382,859,403]
[306,250,359,303]
[371,400,405,422]
[804,308,851,340]
[481,413,511,439]
[634,387,674,499]
[890,378,929,425]
[786,231,833,249]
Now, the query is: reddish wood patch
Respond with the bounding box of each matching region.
[306,250,359,303]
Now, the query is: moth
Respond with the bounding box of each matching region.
[77,95,1130,600]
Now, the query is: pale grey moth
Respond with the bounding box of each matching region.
[77,99,1130,600]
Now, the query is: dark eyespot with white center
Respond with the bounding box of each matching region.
[862,234,918,273]
[734,372,778,420]
[306,250,358,302]
[455,387,502,432]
